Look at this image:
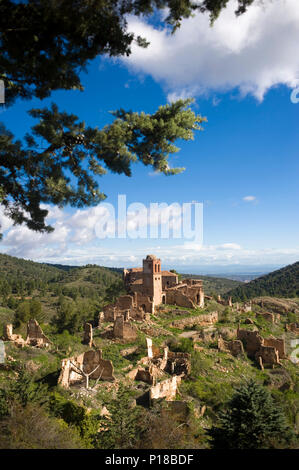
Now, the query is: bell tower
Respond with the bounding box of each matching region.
[142,255,162,308]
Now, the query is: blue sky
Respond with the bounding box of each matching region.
[0,0,299,271]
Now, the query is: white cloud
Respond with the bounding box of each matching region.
[122,0,299,100]
[0,203,298,268]
[243,195,256,202]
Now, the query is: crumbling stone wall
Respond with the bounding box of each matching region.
[103,295,137,321]
[217,295,232,307]
[135,368,155,384]
[113,315,138,341]
[103,291,154,320]
[134,292,154,314]
[58,350,115,388]
[166,289,195,309]
[217,336,244,357]
[149,375,181,402]
[171,311,218,329]
[255,346,280,369]
[127,363,163,385]
[3,324,26,348]
[123,268,143,288]
[4,320,51,348]
[237,328,263,357]
[263,337,286,359]
[144,339,191,376]
[237,327,286,368]
[103,305,118,322]
[83,322,93,347]
[166,351,191,376]
[166,281,204,309]
[116,295,135,310]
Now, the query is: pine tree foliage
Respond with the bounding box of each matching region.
[0,0,259,235]
[97,384,144,448]
[0,100,205,233]
[209,379,295,449]
[0,0,258,104]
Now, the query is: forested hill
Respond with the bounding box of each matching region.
[0,253,122,298]
[0,253,63,284]
[227,261,299,301]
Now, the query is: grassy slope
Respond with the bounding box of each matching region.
[1,296,298,446]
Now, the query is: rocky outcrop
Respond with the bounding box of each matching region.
[252,297,298,314]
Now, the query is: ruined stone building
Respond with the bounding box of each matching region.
[237,327,287,370]
[3,319,51,348]
[120,254,204,316]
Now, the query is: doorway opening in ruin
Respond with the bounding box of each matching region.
[162,295,166,304]
[196,293,200,304]
[141,304,146,312]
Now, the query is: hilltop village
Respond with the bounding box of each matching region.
[2,255,298,417]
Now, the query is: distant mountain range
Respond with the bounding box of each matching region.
[226,261,299,301]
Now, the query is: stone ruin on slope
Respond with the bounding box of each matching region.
[58,349,115,389]
[112,311,138,341]
[26,319,52,347]
[3,319,51,348]
[3,324,26,348]
[102,255,205,323]
[236,327,287,370]
[127,337,191,405]
[83,322,93,347]
[217,336,244,357]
